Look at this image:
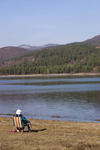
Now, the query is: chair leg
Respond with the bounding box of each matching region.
[21,129,24,134]
[13,126,15,133]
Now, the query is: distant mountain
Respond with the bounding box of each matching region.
[43,43,60,47]
[83,35,100,47]
[18,43,59,50]
[0,46,31,61]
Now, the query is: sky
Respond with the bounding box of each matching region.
[0,0,100,47]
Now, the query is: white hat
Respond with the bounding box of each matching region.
[16,109,22,115]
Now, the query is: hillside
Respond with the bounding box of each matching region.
[0,35,100,75]
[0,43,100,75]
[0,46,31,61]
[83,35,100,47]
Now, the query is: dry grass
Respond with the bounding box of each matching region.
[0,117,100,150]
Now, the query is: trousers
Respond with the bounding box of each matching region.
[26,120,32,131]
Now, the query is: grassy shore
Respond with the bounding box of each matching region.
[0,117,100,150]
[0,72,100,78]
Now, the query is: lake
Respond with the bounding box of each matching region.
[0,75,100,122]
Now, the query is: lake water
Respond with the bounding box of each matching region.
[0,75,100,122]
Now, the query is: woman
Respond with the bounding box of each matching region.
[13,109,32,132]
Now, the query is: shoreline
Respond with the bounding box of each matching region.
[0,72,100,77]
[0,115,100,123]
[0,116,100,123]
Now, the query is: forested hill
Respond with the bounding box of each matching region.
[0,44,100,75]
[83,35,100,47]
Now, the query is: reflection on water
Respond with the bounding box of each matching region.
[0,76,100,122]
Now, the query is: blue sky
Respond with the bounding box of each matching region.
[0,0,100,47]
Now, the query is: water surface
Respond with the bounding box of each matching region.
[0,76,100,122]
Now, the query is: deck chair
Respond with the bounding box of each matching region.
[13,115,24,133]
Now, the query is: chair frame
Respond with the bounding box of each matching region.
[13,115,24,133]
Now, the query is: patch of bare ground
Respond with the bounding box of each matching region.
[0,117,100,150]
[92,67,97,72]
[0,55,40,68]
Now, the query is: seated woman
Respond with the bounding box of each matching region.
[13,109,32,132]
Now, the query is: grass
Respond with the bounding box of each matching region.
[0,117,100,150]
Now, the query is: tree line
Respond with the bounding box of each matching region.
[0,44,100,75]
